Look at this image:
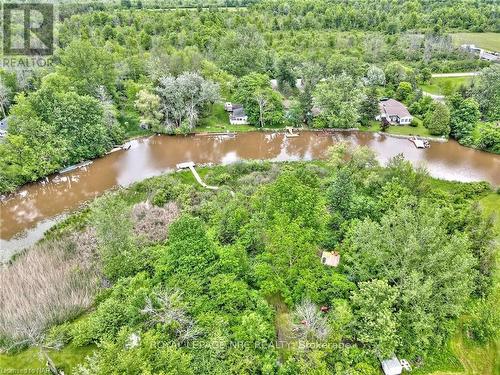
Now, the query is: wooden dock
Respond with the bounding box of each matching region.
[176,162,219,190]
[285,127,299,137]
[409,137,430,149]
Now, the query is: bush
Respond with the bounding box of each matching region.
[411,117,422,128]
[205,171,232,185]
[132,201,180,245]
[463,299,499,344]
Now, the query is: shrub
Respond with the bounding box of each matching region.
[132,201,180,245]
[463,299,499,344]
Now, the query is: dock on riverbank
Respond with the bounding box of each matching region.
[176,162,219,191]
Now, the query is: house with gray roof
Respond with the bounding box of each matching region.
[376,99,413,125]
[225,102,249,125]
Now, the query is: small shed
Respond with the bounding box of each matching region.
[381,357,403,375]
[321,251,340,267]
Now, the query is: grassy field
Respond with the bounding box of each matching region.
[0,345,95,374]
[361,119,431,137]
[197,103,256,133]
[451,33,500,51]
[420,76,473,95]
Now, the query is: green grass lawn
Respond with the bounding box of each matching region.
[0,345,95,374]
[119,109,152,139]
[420,76,473,96]
[451,32,500,52]
[361,120,431,137]
[197,103,255,133]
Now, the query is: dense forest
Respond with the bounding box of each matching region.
[1,1,499,193]
[1,148,499,373]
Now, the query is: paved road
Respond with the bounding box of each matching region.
[431,72,480,78]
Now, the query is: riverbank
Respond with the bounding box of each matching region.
[2,118,498,199]
[1,160,498,374]
[2,130,500,262]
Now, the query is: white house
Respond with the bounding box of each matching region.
[225,103,249,125]
[230,107,249,125]
[377,99,413,125]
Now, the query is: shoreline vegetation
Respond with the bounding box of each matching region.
[1,153,499,374]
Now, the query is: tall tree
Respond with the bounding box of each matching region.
[135,89,163,131]
[313,73,363,128]
[471,65,500,121]
[58,39,116,96]
[233,73,284,127]
[424,102,450,136]
[359,87,380,126]
[156,73,219,132]
[343,202,476,356]
[448,94,481,141]
[364,65,386,86]
[351,280,398,358]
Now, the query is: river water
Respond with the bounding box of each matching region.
[1,131,499,261]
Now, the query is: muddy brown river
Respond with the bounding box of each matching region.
[1,131,499,261]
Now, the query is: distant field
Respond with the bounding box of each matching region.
[451,32,500,51]
[420,76,473,95]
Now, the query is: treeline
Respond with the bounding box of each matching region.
[256,0,500,33]
[1,154,497,373]
[53,0,500,32]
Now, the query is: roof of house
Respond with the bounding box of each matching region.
[381,357,403,375]
[231,107,247,118]
[480,51,499,61]
[379,99,412,118]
